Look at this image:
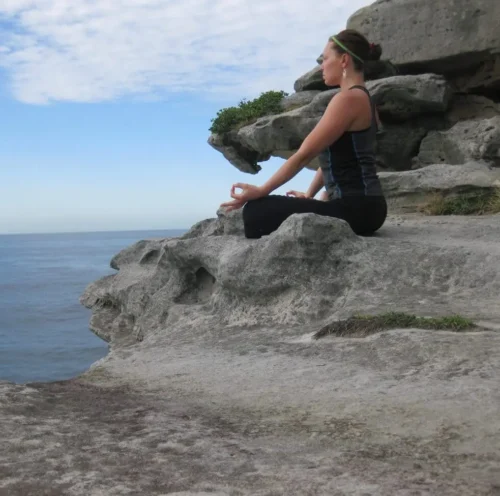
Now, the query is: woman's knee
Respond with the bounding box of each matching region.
[243,196,271,221]
[242,198,268,238]
[242,199,259,224]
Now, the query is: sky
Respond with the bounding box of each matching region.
[0,0,372,234]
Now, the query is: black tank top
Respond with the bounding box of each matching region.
[320,85,383,199]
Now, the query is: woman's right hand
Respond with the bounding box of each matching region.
[286,190,310,199]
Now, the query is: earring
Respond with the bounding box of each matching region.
[342,68,347,78]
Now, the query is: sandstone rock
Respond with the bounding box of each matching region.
[211,89,332,172]
[281,90,321,111]
[9,206,500,495]
[234,108,321,168]
[452,55,500,94]
[207,133,262,174]
[417,117,500,166]
[375,117,444,171]
[181,218,222,239]
[370,74,451,121]
[215,207,245,236]
[181,210,246,240]
[293,66,328,92]
[347,0,500,93]
[364,59,399,81]
[446,95,500,125]
[81,200,500,348]
[379,162,500,213]
[4,311,500,494]
[209,75,450,173]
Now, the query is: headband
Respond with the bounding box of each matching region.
[329,35,365,64]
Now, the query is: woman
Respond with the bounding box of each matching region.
[221,29,387,239]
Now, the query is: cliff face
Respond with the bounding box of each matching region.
[79,210,500,346]
[208,0,500,212]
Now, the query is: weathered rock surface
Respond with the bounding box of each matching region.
[375,116,444,170]
[369,74,451,121]
[347,0,500,93]
[209,75,451,173]
[208,133,262,174]
[293,66,328,92]
[417,116,500,166]
[280,90,321,111]
[363,59,400,81]
[210,0,500,180]
[379,162,500,212]
[294,59,399,94]
[3,213,500,494]
[81,212,500,345]
[446,95,500,125]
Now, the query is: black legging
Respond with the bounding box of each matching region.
[242,195,387,239]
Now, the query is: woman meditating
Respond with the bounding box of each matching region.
[221,29,387,238]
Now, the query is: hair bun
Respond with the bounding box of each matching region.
[367,42,382,61]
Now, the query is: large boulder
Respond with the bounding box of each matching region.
[208,89,337,173]
[280,90,321,111]
[347,0,500,93]
[293,66,328,92]
[417,117,500,166]
[209,75,451,173]
[379,162,500,212]
[369,74,451,121]
[446,95,500,125]
[376,116,444,171]
[81,208,500,346]
[207,133,263,174]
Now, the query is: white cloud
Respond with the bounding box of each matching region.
[0,0,372,104]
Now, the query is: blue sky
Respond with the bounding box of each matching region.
[0,0,371,234]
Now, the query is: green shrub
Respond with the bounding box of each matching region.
[209,90,288,135]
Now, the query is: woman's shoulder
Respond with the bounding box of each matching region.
[325,87,374,133]
[327,87,369,115]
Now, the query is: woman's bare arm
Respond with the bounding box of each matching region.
[222,91,360,209]
[306,168,325,198]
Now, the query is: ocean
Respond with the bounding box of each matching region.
[0,229,185,384]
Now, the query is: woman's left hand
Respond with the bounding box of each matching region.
[220,183,266,212]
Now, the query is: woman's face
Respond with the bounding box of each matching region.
[321,42,343,87]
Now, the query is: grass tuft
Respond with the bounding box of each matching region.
[420,189,500,216]
[314,312,476,339]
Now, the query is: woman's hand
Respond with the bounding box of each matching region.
[219,198,245,212]
[286,190,310,199]
[220,183,267,212]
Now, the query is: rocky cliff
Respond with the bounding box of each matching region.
[2,1,500,494]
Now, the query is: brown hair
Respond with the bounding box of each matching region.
[330,29,382,71]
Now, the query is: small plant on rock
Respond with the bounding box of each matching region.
[314,312,476,339]
[420,189,500,216]
[209,90,288,135]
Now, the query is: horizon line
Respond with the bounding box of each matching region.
[0,227,189,237]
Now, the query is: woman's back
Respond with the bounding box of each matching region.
[323,86,383,199]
